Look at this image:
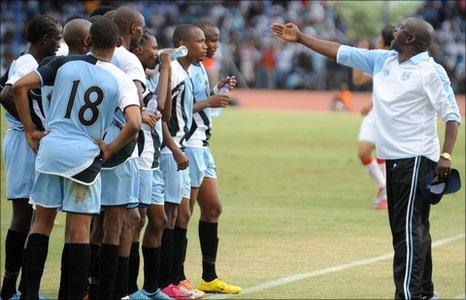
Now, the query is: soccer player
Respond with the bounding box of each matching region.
[63,18,92,55]
[88,6,148,299]
[271,18,461,299]
[157,24,207,299]
[14,17,141,300]
[128,30,172,300]
[175,20,241,295]
[0,15,62,300]
[352,25,394,209]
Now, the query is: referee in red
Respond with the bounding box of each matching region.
[271,17,461,299]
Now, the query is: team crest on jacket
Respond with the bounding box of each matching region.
[400,71,411,81]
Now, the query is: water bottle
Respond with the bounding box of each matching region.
[211,76,234,118]
[155,46,188,65]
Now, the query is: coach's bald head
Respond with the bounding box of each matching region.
[392,17,434,54]
[63,18,92,54]
[404,17,434,51]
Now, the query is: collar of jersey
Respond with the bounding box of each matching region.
[409,51,430,64]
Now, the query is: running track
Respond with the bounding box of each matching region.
[231,89,466,115]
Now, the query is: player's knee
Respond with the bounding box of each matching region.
[204,203,223,220]
[103,223,123,244]
[66,226,90,243]
[137,214,146,232]
[126,209,141,230]
[10,215,32,233]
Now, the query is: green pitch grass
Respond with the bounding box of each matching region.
[1,108,464,299]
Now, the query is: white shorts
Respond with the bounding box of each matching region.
[358,109,376,143]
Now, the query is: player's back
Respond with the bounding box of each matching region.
[35,54,138,182]
[45,56,119,138]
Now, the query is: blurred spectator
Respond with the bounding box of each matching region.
[1,0,464,93]
[331,83,352,111]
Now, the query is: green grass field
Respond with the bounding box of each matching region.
[1,108,465,299]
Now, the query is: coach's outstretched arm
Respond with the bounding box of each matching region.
[270,22,340,60]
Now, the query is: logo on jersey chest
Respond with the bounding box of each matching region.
[400,71,412,81]
[194,72,207,85]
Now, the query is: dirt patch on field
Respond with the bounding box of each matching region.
[231,89,466,115]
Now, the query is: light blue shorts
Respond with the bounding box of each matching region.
[184,147,217,188]
[101,158,139,207]
[150,168,164,206]
[30,172,101,214]
[3,129,36,200]
[159,153,190,204]
[138,169,153,206]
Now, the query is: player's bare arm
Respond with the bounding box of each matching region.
[270,22,340,60]
[161,71,172,122]
[0,85,20,119]
[155,51,171,120]
[12,71,45,152]
[193,94,229,113]
[436,121,460,181]
[97,105,141,162]
[162,121,188,170]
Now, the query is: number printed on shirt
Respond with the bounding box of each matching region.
[64,80,104,126]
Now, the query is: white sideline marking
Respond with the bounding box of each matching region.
[208,233,465,299]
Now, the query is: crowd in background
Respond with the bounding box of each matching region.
[1,0,465,92]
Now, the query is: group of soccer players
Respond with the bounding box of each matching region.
[0,5,241,300]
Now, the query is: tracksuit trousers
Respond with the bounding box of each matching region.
[385,156,436,300]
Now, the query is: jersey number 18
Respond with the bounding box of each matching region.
[65,80,104,126]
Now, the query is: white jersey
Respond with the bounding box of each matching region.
[5,54,45,130]
[337,46,461,161]
[161,60,194,154]
[103,46,146,168]
[138,74,163,170]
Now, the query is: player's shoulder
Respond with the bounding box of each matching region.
[97,60,136,88]
[421,57,450,83]
[11,54,38,72]
[15,53,38,65]
[113,46,142,67]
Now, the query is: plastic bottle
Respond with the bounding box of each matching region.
[211,76,234,118]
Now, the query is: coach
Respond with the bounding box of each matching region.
[271,17,461,299]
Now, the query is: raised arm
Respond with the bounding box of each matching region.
[155,51,172,121]
[270,22,341,60]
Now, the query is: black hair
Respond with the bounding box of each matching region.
[172,24,199,46]
[89,6,115,17]
[26,15,61,44]
[194,20,217,32]
[131,30,154,50]
[381,25,395,47]
[90,17,119,50]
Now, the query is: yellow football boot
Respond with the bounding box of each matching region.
[199,278,242,294]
